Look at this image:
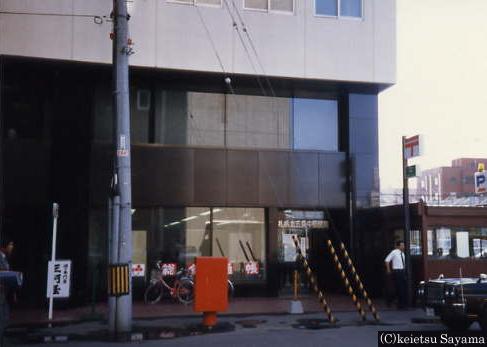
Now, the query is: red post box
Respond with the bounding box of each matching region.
[193,257,228,327]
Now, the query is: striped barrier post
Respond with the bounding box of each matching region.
[292,236,336,324]
[325,239,366,321]
[338,242,380,321]
[107,263,130,297]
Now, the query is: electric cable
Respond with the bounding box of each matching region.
[222,0,268,96]
[195,5,227,74]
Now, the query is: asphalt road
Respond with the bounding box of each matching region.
[6,309,483,347]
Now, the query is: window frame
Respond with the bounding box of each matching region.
[243,0,295,15]
[314,0,363,20]
[166,0,223,9]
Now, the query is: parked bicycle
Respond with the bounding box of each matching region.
[144,261,234,305]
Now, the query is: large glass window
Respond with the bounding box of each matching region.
[410,230,422,255]
[315,0,362,18]
[427,227,487,259]
[167,0,222,7]
[293,98,338,151]
[93,84,340,153]
[212,208,266,282]
[131,207,266,283]
[315,0,337,16]
[244,0,294,13]
[340,0,362,17]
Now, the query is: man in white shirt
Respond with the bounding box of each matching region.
[384,241,407,309]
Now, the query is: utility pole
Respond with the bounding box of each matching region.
[109,0,132,334]
[402,136,412,307]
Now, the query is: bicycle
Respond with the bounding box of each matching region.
[144,262,194,304]
[144,261,235,305]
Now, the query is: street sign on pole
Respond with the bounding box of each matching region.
[404,135,421,159]
[46,260,71,298]
[48,203,59,322]
[406,165,419,178]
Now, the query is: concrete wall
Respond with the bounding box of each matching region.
[0,0,396,84]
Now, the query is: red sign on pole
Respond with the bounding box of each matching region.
[404,135,420,159]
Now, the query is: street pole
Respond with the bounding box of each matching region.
[48,203,59,323]
[110,0,132,334]
[401,136,412,307]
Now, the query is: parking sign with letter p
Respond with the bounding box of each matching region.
[475,171,487,194]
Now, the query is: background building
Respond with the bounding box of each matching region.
[418,158,487,203]
[0,0,395,305]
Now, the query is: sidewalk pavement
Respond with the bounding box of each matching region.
[9,294,396,327]
[5,306,439,346]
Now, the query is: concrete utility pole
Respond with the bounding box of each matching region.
[109,0,133,334]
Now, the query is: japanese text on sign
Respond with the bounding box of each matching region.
[46,260,71,298]
[244,261,259,275]
[160,263,177,277]
[278,220,329,229]
[131,263,145,277]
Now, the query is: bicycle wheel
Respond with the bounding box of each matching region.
[176,278,194,305]
[228,280,235,299]
[144,281,163,304]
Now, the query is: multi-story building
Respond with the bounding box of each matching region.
[0,0,395,305]
[418,158,487,202]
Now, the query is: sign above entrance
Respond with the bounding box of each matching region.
[278,220,329,229]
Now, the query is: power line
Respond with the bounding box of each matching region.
[0,10,112,25]
[195,6,227,73]
[222,0,268,96]
[229,0,277,98]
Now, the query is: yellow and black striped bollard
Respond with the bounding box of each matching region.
[292,236,336,324]
[326,239,366,321]
[338,242,380,321]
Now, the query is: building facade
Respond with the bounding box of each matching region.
[0,0,395,305]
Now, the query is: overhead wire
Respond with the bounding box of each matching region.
[222,0,268,96]
[229,0,277,98]
[195,5,227,74]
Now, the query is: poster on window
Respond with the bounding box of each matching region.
[244,261,259,275]
[427,230,433,255]
[160,263,177,277]
[455,232,469,258]
[282,234,297,262]
[46,260,71,298]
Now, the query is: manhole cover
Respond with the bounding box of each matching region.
[235,319,266,328]
[411,317,440,324]
[293,318,338,330]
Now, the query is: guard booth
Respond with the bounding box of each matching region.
[369,202,487,297]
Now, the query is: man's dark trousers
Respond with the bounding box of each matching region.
[392,269,407,308]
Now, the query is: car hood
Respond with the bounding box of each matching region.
[428,278,478,285]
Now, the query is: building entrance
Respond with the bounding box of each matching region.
[276,210,329,297]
